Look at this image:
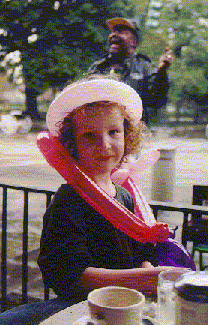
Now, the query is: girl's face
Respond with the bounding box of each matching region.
[72,105,125,178]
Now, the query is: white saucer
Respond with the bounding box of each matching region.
[72,316,104,325]
[73,315,160,325]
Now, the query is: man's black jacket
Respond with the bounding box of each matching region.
[87,53,170,125]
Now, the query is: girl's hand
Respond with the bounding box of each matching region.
[141,261,154,269]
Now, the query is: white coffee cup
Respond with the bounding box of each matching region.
[87,286,145,325]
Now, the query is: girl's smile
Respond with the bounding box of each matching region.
[72,105,125,181]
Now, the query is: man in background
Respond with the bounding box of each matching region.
[87,17,174,125]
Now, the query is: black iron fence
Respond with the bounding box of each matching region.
[1,184,208,313]
[0,184,55,312]
[149,200,208,247]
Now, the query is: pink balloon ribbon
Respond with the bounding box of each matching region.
[37,132,169,243]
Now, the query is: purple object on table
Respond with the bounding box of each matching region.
[168,227,178,239]
[156,238,196,271]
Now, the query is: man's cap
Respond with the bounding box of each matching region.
[46,78,143,136]
[106,17,140,41]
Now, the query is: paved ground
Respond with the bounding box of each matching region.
[0,125,208,302]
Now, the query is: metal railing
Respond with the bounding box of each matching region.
[149,200,208,247]
[0,184,55,312]
[1,184,208,313]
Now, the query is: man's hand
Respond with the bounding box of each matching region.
[158,47,175,70]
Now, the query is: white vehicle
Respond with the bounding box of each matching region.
[0,110,32,135]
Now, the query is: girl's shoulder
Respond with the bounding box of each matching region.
[56,183,87,197]
[51,184,85,209]
[56,183,76,196]
[53,183,134,213]
[45,184,89,226]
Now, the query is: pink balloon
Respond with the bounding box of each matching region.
[37,132,169,243]
[111,149,160,186]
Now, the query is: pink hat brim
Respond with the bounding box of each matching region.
[46,79,143,136]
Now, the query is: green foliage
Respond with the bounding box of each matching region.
[0,0,135,116]
[131,0,149,17]
[158,0,208,106]
[137,29,167,64]
[169,59,208,104]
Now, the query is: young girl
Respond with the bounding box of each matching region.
[0,76,189,324]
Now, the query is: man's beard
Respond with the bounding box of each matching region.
[107,37,128,63]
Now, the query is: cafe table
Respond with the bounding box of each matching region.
[39,299,160,325]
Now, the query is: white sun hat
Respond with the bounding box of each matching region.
[46,78,143,136]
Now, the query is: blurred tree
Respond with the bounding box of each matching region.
[0,0,135,119]
[158,1,208,108]
[137,29,167,65]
